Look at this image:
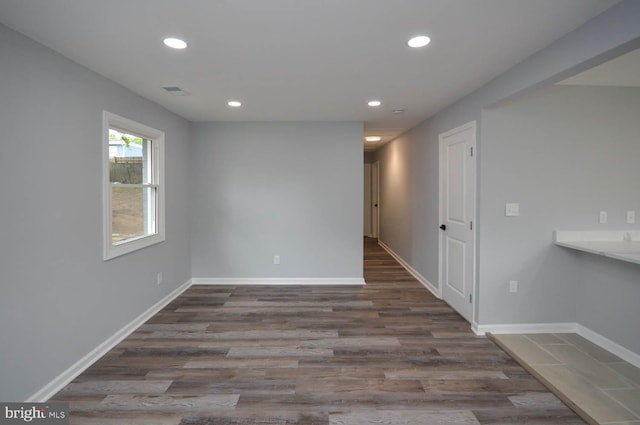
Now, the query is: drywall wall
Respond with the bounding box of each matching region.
[481,86,640,351]
[190,122,363,279]
[0,24,191,401]
[574,253,640,354]
[374,0,640,326]
[375,123,439,287]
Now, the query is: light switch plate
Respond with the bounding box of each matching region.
[505,203,520,217]
[509,280,518,293]
[599,211,607,224]
[627,210,636,224]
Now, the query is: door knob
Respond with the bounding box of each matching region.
[440,224,446,231]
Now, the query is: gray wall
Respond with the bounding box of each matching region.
[374,0,640,346]
[575,254,640,354]
[375,123,439,285]
[190,122,363,279]
[0,24,192,401]
[481,86,640,352]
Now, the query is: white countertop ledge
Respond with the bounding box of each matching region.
[554,230,640,265]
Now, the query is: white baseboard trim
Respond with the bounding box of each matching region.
[476,322,579,336]
[27,279,193,402]
[192,277,366,286]
[377,240,440,299]
[477,321,640,369]
[576,324,640,369]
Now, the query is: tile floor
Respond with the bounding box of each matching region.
[490,333,640,425]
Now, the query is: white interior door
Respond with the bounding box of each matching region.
[364,163,372,237]
[371,161,379,238]
[439,121,476,323]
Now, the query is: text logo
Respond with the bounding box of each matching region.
[1,403,68,424]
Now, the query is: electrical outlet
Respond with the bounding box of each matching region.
[627,210,636,224]
[274,255,280,265]
[157,272,163,285]
[599,211,607,224]
[509,280,518,293]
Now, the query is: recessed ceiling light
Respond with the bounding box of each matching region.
[228,100,242,107]
[368,100,381,107]
[163,37,188,49]
[393,109,405,114]
[408,35,431,48]
[365,136,382,142]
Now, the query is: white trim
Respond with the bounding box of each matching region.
[438,120,477,321]
[377,240,440,299]
[103,111,166,261]
[477,321,640,369]
[364,163,372,237]
[476,322,579,336]
[576,324,640,369]
[371,161,380,239]
[27,279,192,402]
[192,278,366,286]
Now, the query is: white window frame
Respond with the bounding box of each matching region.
[103,111,165,260]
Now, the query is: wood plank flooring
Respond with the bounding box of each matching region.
[50,238,584,424]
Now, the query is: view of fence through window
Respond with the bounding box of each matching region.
[109,129,155,244]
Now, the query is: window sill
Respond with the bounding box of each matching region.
[104,234,165,261]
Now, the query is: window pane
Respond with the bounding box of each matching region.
[108,129,148,184]
[104,112,164,260]
[111,186,156,244]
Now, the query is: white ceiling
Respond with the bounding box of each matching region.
[0,0,618,150]
[558,47,640,87]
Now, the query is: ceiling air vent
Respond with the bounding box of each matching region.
[162,86,191,96]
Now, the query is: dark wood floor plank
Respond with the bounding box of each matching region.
[69,412,182,425]
[98,394,240,411]
[329,409,481,425]
[50,238,583,424]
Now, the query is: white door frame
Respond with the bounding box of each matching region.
[364,163,372,237]
[371,161,380,238]
[438,120,477,323]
